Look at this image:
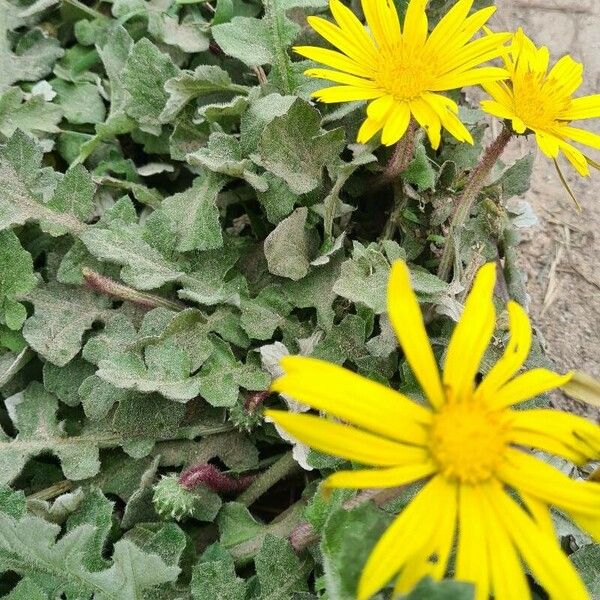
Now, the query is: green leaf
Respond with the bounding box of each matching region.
[403,139,436,192]
[122,37,179,135]
[187,132,267,191]
[0,26,63,92]
[264,207,318,281]
[406,578,475,599]
[0,382,101,483]
[160,171,227,252]
[321,503,390,600]
[255,535,310,599]
[0,86,62,137]
[23,282,111,367]
[0,130,90,235]
[496,153,535,198]
[161,65,248,122]
[0,488,180,598]
[191,544,247,600]
[0,230,37,330]
[258,98,345,194]
[51,79,106,125]
[571,544,600,598]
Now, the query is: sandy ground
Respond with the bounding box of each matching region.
[488,1,600,415]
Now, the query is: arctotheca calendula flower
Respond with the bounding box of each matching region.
[481,28,600,178]
[295,0,511,148]
[266,261,600,600]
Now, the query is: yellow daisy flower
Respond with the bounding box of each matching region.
[294,0,511,148]
[481,28,600,177]
[266,261,600,600]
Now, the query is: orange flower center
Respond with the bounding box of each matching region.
[429,401,510,483]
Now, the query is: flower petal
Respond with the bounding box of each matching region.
[455,484,490,600]
[500,448,600,516]
[294,45,374,78]
[272,355,432,444]
[410,97,442,149]
[264,410,428,467]
[476,300,532,401]
[387,261,445,408]
[312,85,384,103]
[484,482,590,600]
[443,263,496,400]
[357,476,449,600]
[425,0,473,57]
[324,461,436,489]
[560,94,600,120]
[490,368,572,409]
[402,0,428,50]
[556,124,600,150]
[360,0,401,49]
[381,101,411,145]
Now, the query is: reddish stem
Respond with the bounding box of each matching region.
[178,464,256,494]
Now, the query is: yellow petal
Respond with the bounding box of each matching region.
[559,140,591,176]
[440,33,512,76]
[387,261,445,408]
[357,476,448,600]
[329,0,377,57]
[402,0,428,50]
[482,80,515,107]
[307,15,376,66]
[424,92,474,144]
[479,486,532,600]
[293,46,374,78]
[480,99,517,121]
[499,448,600,516]
[483,482,590,600]
[366,94,394,121]
[381,101,411,145]
[476,301,532,401]
[312,85,384,103]
[357,116,383,143]
[393,479,458,595]
[455,484,490,600]
[264,410,427,467]
[443,263,496,400]
[324,461,436,489]
[439,6,498,57]
[410,97,442,149]
[560,94,600,120]
[509,429,590,465]
[536,131,561,158]
[360,0,401,49]
[490,368,572,409]
[431,66,509,91]
[425,0,473,57]
[272,356,432,444]
[304,68,377,88]
[571,511,600,543]
[521,492,555,539]
[557,124,600,150]
[548,54,583,96]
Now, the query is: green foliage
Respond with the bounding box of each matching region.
[0,0,580,597]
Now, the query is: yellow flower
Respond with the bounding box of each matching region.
[266,261,600,600]
[294,0,510,148]
[481,28,600,177]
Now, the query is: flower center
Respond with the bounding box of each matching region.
[512,72,572,131]
[375,45,436,101]
[429,401,509,483]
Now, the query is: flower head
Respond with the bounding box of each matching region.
[481,28,600,177]
[295,0,510,148]
[266,261,600,600]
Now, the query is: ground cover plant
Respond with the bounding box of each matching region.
[0,0,599,598]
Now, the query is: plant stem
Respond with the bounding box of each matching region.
[437,127,512,281]
[27,480,73,501]
[380,179,405,240]
[237,451,298,507]
[289,487,404,552]
[82,268,186,312]
[379,121,417,186]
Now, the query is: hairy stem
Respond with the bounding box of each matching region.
[82,268,186,311]
[380,180,405,240]
[237,451,299,507]
[379,121,417,186]
[437,127,513,281]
